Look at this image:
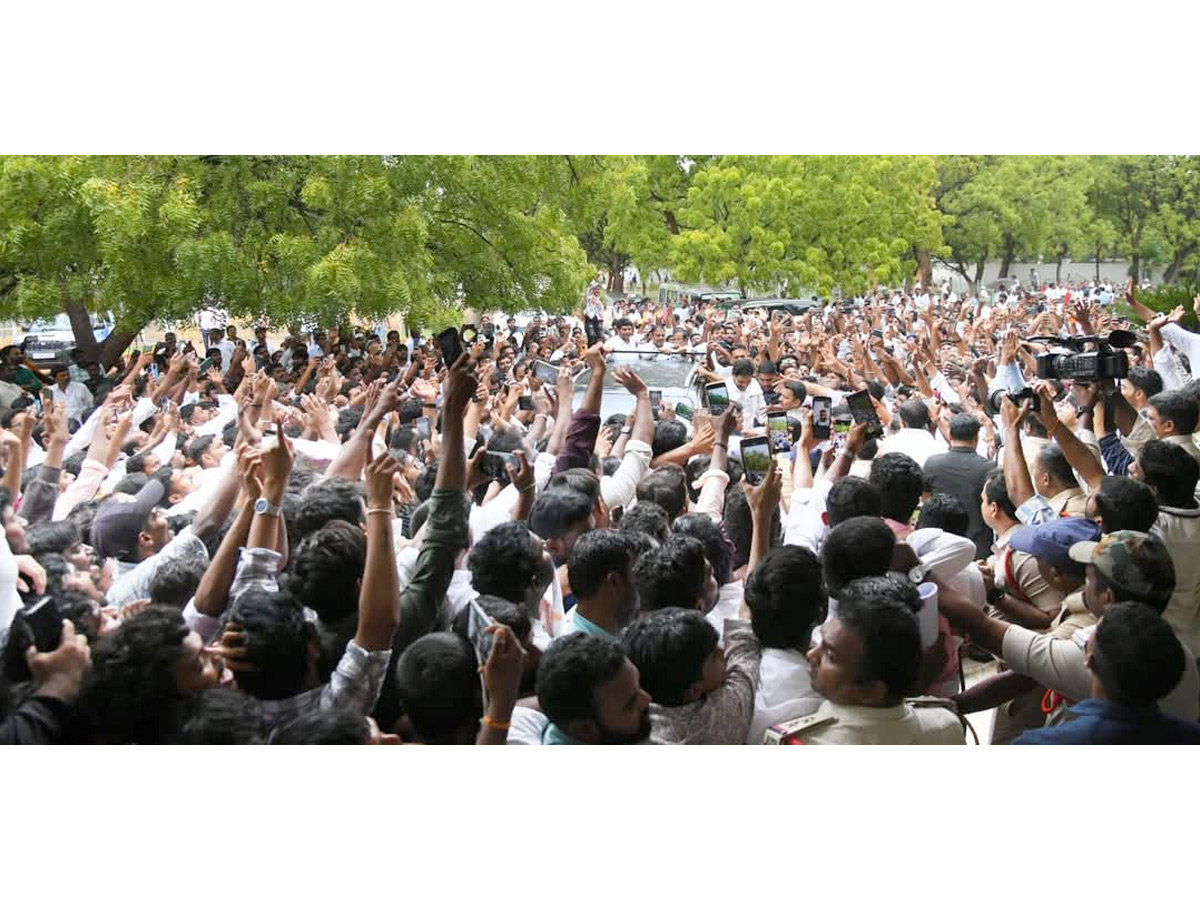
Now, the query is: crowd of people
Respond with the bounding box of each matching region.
[2,276,1199,744]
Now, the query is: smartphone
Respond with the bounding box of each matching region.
[518,395,534,412]
[705,382,730,416]
[531,360,558,384]
[466,595,495,665]
[812,396,832,440]
[461,325,479,345]
[740,436,772,485]
[437,327,465,367]
[845,389,884,439]
[23,597,62,653]
[832,417,852,435]
[674,402,694,422]
[649,390,662,411]
[480,450,517,481]
[415,416,432,441]
[767,412,792,453]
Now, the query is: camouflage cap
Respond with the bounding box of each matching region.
[1068,530,1176,605]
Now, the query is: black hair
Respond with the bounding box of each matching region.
[450,594,531,645]
[225,589,311,701]
[782,379,808,404]
[568,529,639,602]
[295,476,365,538]
[821,516,896,596]
[731,359,754,378]
[77,606,193,744]
[393,632,483,743]
[632,533,710,613]
[948,413,981,443]
[1138,440,1200,509]
[185,434,216,465]
[1034,443,1076,491]
[982,469,1017,520]
[390,425,418,454]
[414,461,439,502]
[916,493,970,536]
[602,457,622,477]
[1092,476,1159,533]
[172,687,266,744]
[112,472,149,497]
[825,476,882,527]
[1149,389,1200,435]
[24,520,80,557]
[269,706,371,744]
[548,468,601,508]
[745,546,826,650]
[898,399,931,430]
[398,397,424,425]
[467,520,544,607]
[529,487,593,541]
[836,580,923,703]
[652,419,689,457]
[287,519,366,623]
[621,608,718,708]
[671,512,733,586]
[634,466,687,522]
[149,555,209,609]
[617,501,671,546]
[870,452,926,523]
[536,631,628,731]
[1126,365,1163,400]
[1091,601,1185,707]
[613,317,633,331]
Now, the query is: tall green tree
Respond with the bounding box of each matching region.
[0,155,590,364]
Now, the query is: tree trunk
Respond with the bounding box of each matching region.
[63,297,142,369]
[1055,255,1063,284]
[972,258,985,288]
[1162,243,1195,284]
[607,251,626,294]
[1129,253,1140,282]
[998,236,1016,278]
[914,249,933,290]
[1095,248,1100,281]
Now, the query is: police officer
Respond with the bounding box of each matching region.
[773,577,966,745]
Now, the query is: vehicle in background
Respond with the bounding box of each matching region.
[18,313,113,366]
[721,296,822,316]
[657,282,744,306]
[571,355,699,421]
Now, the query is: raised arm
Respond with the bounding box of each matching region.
[355,444,403,652]
[192,447,262,618]
[1033,384,1104,491]
[745,457,782,576]
[1000,396,1036,508]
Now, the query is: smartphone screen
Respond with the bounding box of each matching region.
[649,390,662,410]
[518,395,534,411]
[437,327,465,367]
[845,389,884,439]
[415,416,432,441]
[812,396,832,440]
[23,597,62,653]
[674,402,694,422]
[481,450,516,481]
[705,382,730,416]
[532,360,558,383]
[740,436,771,485]
[767,412,792,453]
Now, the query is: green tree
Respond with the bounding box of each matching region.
[668,155,943,296]
[0,155,590,365]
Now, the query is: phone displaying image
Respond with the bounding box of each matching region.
[674,402,694,422]
[531,360,558,384]
[518,395,534,412]
[812,396,832,440]
[649,390,662,411]
[480,450,517,481]
[23,597,62,653]
[740,436,771,485]
[461,325,479,345]
[767,412,792,453]
[466,595,495,705]
[415,416,432,441]
[705,382,730,416]
[832,417,852,435]
[845,389,884,439]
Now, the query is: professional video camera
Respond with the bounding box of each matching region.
[1030,330,1135,382]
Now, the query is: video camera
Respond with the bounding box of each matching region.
[1030,330,1135,382]
[986,386,1039,417]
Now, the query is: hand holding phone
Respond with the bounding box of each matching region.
[811,396,832,440]
[766,412,792,453]
[705,382,730,417]
[23,597,64,653]
[844,389,884,439]
[740,435,772,485]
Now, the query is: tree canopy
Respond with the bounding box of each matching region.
[3,154,1200,365]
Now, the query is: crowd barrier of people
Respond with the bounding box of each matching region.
[2,277,1199,744]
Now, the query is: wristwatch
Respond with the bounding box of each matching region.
[907,562,928,584]
[620,426,633,436]
[254,498,282,517]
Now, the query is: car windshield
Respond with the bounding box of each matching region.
[573,354,700,420]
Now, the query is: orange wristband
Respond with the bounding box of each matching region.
[482,716,510,730]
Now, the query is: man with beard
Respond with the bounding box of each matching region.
[560,529,642,638]
[514,632,651,745]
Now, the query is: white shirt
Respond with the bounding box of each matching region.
[52,380,94,423]
[746,647,822,744]
[878,427,945,468]
[216,339,236,374]
[0,535,22,633]
[725,377,766,427]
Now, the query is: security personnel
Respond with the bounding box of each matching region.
[768,577,966,744]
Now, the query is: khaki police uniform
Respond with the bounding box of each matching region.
[767,698,967,745]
